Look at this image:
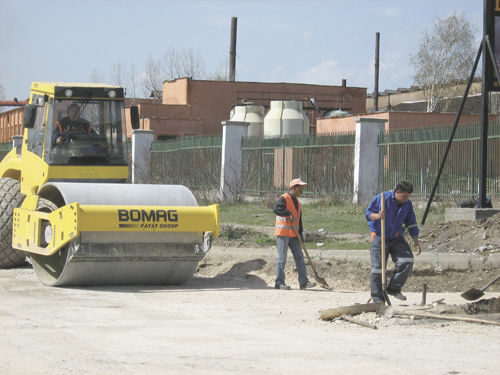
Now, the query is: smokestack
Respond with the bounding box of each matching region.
[374,32,380,112]
[229,17,238,82]
[341,79,347,87]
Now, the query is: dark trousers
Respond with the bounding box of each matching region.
[369,235,414,302]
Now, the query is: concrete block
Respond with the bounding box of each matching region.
[445,208,500,222]
[433,253,470,271]
[484,253,500,269]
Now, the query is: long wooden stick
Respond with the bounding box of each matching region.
[394,311,500,327]
[380,193,391,306]
[340,315,378,329]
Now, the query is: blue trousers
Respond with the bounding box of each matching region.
[370,235,414,302]
[275,236,308,286]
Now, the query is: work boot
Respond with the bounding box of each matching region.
[275,283,291,290]
[388,292,407,301]
[300,281,316,290]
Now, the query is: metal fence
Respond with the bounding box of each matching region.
[2,119,498,201]
[240,134,355,196]
[379,118,500,200]
[147,133,355,198]
[150,136,222,195]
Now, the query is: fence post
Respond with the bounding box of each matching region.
[352,118,387,204]
[220,120,249,200]
[132,129,154,184]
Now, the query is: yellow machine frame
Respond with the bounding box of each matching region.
[0,82,219,257]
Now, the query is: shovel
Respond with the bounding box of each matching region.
[290,222,331,290]
[461,275,500,301]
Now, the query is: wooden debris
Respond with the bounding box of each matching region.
[420,284,427,306]
[394,310,500,326]
[319,303,382,321]
[339,315,378,329]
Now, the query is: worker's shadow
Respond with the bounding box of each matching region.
[186,258,270,290]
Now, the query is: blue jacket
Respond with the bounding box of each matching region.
[365,191,419,239]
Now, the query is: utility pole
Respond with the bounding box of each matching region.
[479,0,492,207]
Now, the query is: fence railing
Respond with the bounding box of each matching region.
[240,134,355,195]
[150,136,222,196]
[1,119,498,201]
[379,119,500,200]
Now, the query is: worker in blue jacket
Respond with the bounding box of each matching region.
[365,180,421,303]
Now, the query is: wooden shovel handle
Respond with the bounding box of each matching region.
[290,222,317,274]
[480,275,500,291]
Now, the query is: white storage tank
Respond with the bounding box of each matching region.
[263,100,309,137]
[229,104,265,137]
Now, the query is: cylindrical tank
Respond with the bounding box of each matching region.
[263,100,309,137]
[229,104,264,137]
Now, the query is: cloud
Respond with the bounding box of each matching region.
[378,7,401,18]
[291,51,415,93]
[294,59,370,88]
[300,30,314,44]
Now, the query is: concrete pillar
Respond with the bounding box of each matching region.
[352,118,387,205]
[220,121,249,200]
[132,129,154,184]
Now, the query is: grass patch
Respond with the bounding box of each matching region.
[220,199,445,234]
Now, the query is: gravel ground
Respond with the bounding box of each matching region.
[1,251,499,375]
[1,215,499,374]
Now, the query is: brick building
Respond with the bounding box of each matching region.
[127,78,367,139]
[316,111,491,135]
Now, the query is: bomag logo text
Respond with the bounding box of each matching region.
[118,209,179,229]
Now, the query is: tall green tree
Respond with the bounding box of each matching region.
[410,13,476,112]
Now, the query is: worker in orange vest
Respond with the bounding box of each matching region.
[273,178,316,290]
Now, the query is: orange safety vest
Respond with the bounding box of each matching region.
[56,119,93,134]
[275,193,301,237]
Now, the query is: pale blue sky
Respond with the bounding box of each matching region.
[0,0,483,100]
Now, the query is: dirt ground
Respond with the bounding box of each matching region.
[1,214,499,374]
[419,212,500,254]
[198,246,500,295]
[211,213,500,294]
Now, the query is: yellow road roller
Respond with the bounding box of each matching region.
[0,82,219,286]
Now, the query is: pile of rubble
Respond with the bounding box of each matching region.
[420,213,500,254]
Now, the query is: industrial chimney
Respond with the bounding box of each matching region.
[229,17,238,82]
[374,32,380,112]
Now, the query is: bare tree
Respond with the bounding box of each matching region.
[110,61,140,98]
[110,61,127,87]
[163,47,206,79]
[127,64,139,98]
[89,67,106,83]
[142,47,207,100]
[208,59,229,81]
[410,13,476,112]
[143,53,164,101]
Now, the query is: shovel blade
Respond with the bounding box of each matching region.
[461,288,484,301]
[311,272,331,290]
